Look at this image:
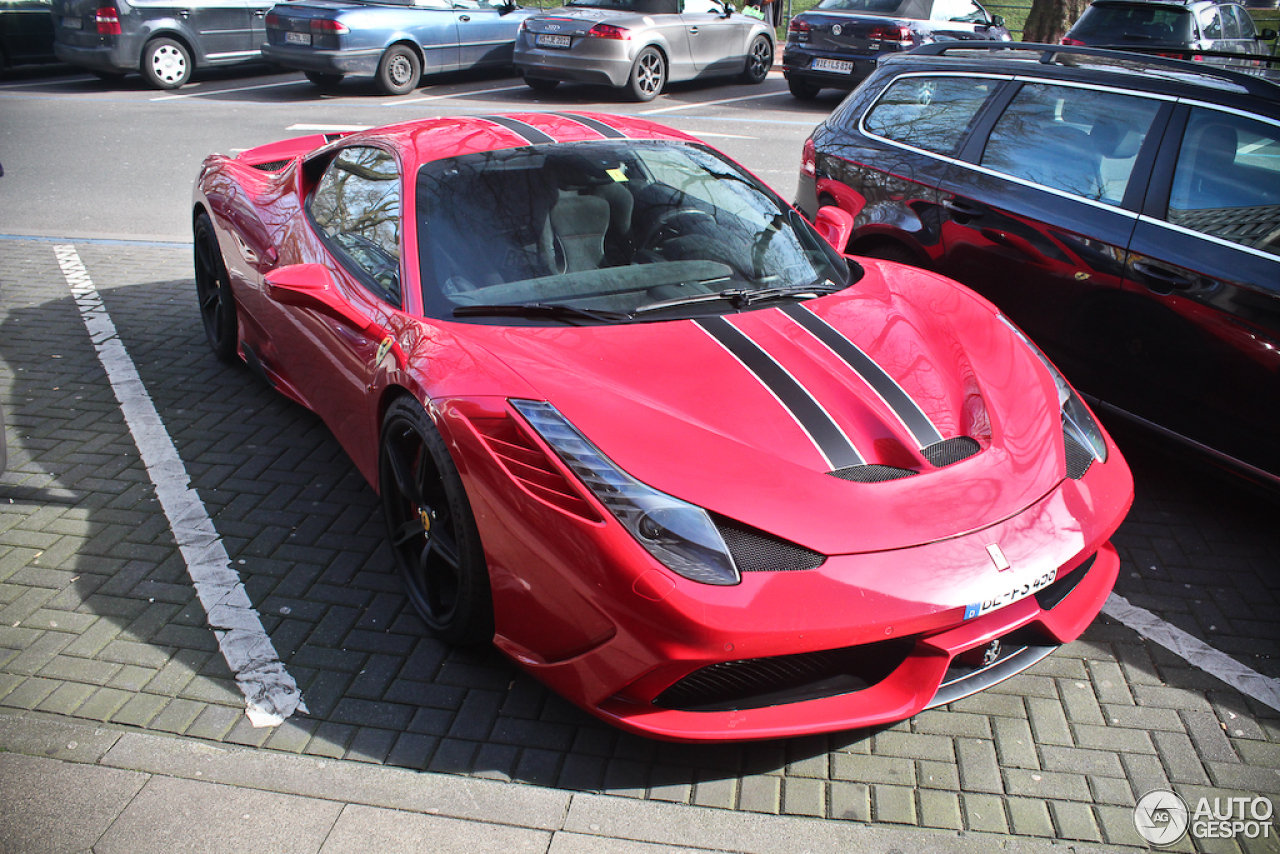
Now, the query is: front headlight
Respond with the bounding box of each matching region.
[512,400,741,586]
[999,316,1107,464]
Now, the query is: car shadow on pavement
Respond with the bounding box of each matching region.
[2,269,1277,821]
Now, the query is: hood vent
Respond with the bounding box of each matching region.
[468,414,603,523]
[922,436,981,467]
[829,463,917,483]
[712,515,826,573]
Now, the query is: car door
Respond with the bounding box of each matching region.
[1120,103,1280,476]
[678,0,739,75]
[932,80,1168,389]
[274,145,408,475]
[181,0,256,60]
[453,0,518,67]
[407,0,460,72]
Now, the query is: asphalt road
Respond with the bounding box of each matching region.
[0,62,837,242]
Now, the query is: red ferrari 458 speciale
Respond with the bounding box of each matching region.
[192,112,1133,741]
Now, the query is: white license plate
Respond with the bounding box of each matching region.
[285,31,311,45]
[536,34,572,48]
[964,566,1058,620]
[62,15,82,29]
[812,57,854,74]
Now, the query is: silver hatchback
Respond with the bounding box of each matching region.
[514,0,774,101]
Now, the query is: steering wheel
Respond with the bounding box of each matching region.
[637,208,716,254]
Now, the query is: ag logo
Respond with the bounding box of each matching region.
[1134,789,1190,846]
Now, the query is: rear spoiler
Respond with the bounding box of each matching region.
[235,131,356,171]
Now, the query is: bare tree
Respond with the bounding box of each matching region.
[1021,0,1088,44]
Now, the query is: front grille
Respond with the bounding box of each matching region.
[829,463,917,483]
[922,436,981,467]
[1064,433,1094,480]
[713,516,825,573]
[653,639,914,711]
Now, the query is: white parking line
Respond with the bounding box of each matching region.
[640,91,789,115]
[385,84,528,107]
[54,244,307,728]
[1104,592,1280,713]
[152,79,304,101]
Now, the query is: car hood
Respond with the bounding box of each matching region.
[441,262,1071,555]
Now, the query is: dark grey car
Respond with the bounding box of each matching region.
[1062,0,1276,63]
[1,0,57,69]
[52,0,273,88]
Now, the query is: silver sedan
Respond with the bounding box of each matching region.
[514,0,775,101]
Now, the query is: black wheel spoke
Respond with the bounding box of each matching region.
[385,433,425,506]
[391,517,424,548]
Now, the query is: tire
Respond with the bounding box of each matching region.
[193,213,239,362]
[142,37,191,89]
[524,75,560,92]
[380,397,494,646]
[739,35,773,84]
[787,74,821,100]
[305,71,344,90]
[626,46,665,102]
[376,44,421,96]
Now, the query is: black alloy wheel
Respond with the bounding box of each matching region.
[379,397,494,645]
[740,35,773,83]
[193,213,239,362]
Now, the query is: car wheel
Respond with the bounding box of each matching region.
[380,397,494,646]
[377,44,422,96]
[305,71,344,90]
[142,37,191,89]
[524,76,560,92]
[740,35,773,84]
[193,213,239,362]
[627,47,666,102]
[787,75,821,100]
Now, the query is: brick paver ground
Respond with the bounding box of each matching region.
[1,238,1277,853]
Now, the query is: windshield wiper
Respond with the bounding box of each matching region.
[633,281,842,315]
[452,302,629,324]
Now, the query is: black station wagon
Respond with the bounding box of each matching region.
[797,43,1280,484]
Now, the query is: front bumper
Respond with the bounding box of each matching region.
[447,396,1133,742]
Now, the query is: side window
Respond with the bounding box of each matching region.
[929,0,986,23]
[980,83,1161,204]
[1167,109,1280,259]
[1200,7,1223,39]
[309,146,403,306]
[1220,4,1241,38]
[1229,5,1255,38]
[862,76,996,156]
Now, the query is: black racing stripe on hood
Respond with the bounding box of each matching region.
[554,114,628,139]
[782,303,944,450]
[479,116,556,145]
[696,315,864,470]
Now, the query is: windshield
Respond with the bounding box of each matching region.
[815,0,931,16]
[416,141,852,324]
[1070,3,1196,42]
[565,0,679,12]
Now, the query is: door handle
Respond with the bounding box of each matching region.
[942,199,983,220]
[1132,260,1196,292]
[460,14,470,21]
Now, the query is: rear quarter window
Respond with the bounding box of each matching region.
[862,76,997,156]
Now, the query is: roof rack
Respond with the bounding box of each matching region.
[905,41,1280,101]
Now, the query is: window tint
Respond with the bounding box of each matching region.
[1228,4,1255,38]
[815,0,925,15]
[863,76,995,156]
[310,147,402,306]
[1168,109,1280,259]
[1072,4,1195,41]
[980,83,1161,204]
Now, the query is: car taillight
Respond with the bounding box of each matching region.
[588,23,630,39]
[95,5,122,35]
[868,25,912,44]
[265,11,279,27]
[789,17,811,33]
[801,138,817,178]
[310,18,349,34]
[1060,36,1085,45]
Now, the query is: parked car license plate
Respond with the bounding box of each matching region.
[62,15,82,29]
[813,57,854,74]
[964,566,1058,620]
[285,31,312,45]
[536,34,572,48]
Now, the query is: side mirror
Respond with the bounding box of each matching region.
[1258,28,1276,40]
[991,13,1005,27]
[813,206,855,253]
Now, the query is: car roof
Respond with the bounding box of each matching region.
[897,42,1280,104]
